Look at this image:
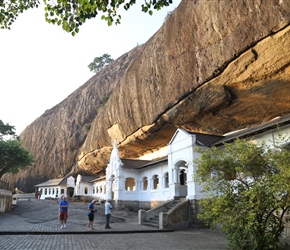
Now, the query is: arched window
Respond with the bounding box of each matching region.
[45,188,47,195]
[125,177,135,191]
[96,187,99,193]
[93,187,95,194]
[84,187,88,194]
[100,186,103,193]
[153,175,159,189]
[142,177,148,190]
[164,172,169,188]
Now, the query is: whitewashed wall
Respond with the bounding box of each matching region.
[118,162,170,202]
[92,179,106,200]
[35,125,290,204]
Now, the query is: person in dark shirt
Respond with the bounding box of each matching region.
[87,199,97,230]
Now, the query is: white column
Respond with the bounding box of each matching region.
[106,179,112,200]
[174,167,179,183]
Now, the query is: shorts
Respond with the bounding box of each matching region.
[88,213,94,221]
[59,211,68,220]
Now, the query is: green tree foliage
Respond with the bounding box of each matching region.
[88,53,114,73]
[0,0,173,36]
[0,120,33,178]
[0,120,15,138]
[196,138,290,250]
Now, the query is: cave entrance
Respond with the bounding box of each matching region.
[67,187,74,198]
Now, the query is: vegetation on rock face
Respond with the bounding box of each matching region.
[88,54,114,74]
[0,120,34,179]
[196,137,290,250]
[101,95,110,105]
[0,0,173,36]
[84,123,91,132]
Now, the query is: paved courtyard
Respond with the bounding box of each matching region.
[0,199,228,250]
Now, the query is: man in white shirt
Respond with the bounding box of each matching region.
[105,200,112,229]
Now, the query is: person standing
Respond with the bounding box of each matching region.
[105,200,112,229]
[38,190,42,199]
[57,194,64,220]
[59,195,69,229]
[87,199,97,230]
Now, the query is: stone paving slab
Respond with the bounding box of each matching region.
[0,199,229,250]
[0,199,165,233]
[0,231,229,250]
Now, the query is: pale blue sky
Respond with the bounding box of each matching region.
[0,1,181,134]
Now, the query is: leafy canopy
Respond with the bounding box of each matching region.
[0,120,34,178]
[0,0,173,36]
[88,53,114,73]
[196,138,290,250]
[0,120,15,139]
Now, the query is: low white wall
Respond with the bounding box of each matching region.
[0,189,12,212]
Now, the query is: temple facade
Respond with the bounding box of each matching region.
[35,115,290,211]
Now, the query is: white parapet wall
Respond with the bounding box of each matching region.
[0,189,13,213]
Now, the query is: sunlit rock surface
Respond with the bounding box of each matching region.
[5,0,290,192]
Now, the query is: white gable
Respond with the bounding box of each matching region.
[168,128,191,145]
[168,128,196,155]
[67,176,75,187]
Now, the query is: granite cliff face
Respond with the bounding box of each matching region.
[5,0,290,192]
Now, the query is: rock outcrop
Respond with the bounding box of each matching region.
[5,0,290,192]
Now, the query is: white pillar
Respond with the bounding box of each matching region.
[174,167,179,183]
[106,179,112,200]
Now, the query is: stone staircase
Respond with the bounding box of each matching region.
[142,197,186,228]
[143,215,160,228]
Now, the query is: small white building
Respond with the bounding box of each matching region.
[34,177,72,199]
[34,175,100,200]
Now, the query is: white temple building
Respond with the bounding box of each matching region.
[35,128,223,204]
[34,115,290,229]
